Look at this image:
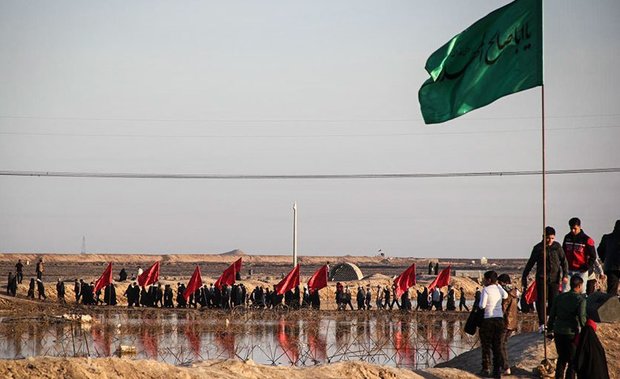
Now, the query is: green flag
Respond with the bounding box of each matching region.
[419,0,542,124]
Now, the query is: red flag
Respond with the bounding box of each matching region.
[275,264,300,295]
[94,262,113,293]
[138,261,160,287]
[394,263,416,298]
[428,265,452,291]
[234,257,242,273]
[307,265,328,293]
[524,280,537,304]
[214,259,240,289]
[184,266,202,301]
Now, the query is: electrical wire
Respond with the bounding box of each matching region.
[1,168,618,180]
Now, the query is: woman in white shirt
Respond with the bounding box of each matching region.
[479,270,508,378]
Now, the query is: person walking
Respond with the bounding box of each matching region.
[35,258,44,280]
[27,278,35,299]
[36,278,47,300]
[446,285,456,311]
[375,285,384,309]
[479,270,508,378]
[547,275,587,379]
[562,218,596,294]
[598,220,620,296]
[459,287,469,312]
[522,226,569,331]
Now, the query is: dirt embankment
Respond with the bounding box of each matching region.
[434,323,620,379]
[0,357,427,379]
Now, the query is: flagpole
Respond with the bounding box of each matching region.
[540,0,548,363]
[293,202,298,267]
[541,84,548,362]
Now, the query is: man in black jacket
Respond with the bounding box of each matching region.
[522,226,569,329]
[598,220,620,296]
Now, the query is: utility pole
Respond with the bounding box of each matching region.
[292,202,298,267]
[81,236,86,254]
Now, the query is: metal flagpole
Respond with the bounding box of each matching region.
[541,0,548,362]
[293,202,298,267]
[542,84,548,362]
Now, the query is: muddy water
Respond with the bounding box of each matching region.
[0,311,536,369]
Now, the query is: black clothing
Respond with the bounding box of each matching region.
[446,288,456,311]
[522,241,568,288]
[27,279,35,298]
[606,270,620,297]
[125,284,139,307]
[56,281,65,302]
[74,281,82,302]
[119,268,128,282]
[177,284,187,307]
[534,278,561,326]
[37,280,46,300]
[574,323,610,379]
[598,225,620,272]
[598,222,620,295]
[480,317,505,377]
[473,290,481,310]
[459,289,469,311]
[356,288,365,310]
[164,286,174,307]
[15,262,23,284]
[104,284,117,305]
[555,333,577,379]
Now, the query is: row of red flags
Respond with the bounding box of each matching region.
[94,260,452,301]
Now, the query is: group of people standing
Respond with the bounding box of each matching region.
[477,217,618,379]
[519,218,617,379]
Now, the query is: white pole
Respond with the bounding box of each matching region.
[293,202,298,267]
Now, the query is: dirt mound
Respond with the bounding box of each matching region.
[362,273,393,280]
[436,322,620,378]
[221,249,248,256]
[0,357,425,379]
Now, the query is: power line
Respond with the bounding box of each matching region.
[0,125,617,139]
[1,113,619,124]
[1,168,618,180]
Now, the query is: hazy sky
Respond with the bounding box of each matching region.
[1,1,618,258]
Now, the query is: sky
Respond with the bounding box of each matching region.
[0,0,618,258]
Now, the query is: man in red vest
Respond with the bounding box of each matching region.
[562,218,596,294]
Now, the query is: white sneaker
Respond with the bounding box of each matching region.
[538,325,545,333]
[503,368,511,375]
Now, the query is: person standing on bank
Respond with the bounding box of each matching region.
[15,259,23,284]
[598,220,620,296]
[479,270,508,378]
[547,275,587,379]
[56,278,65,303]
[562,217,596,294]
[36,258,44,280]
[522,226,568,331]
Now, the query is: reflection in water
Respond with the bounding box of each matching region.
[0,311,536,369]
